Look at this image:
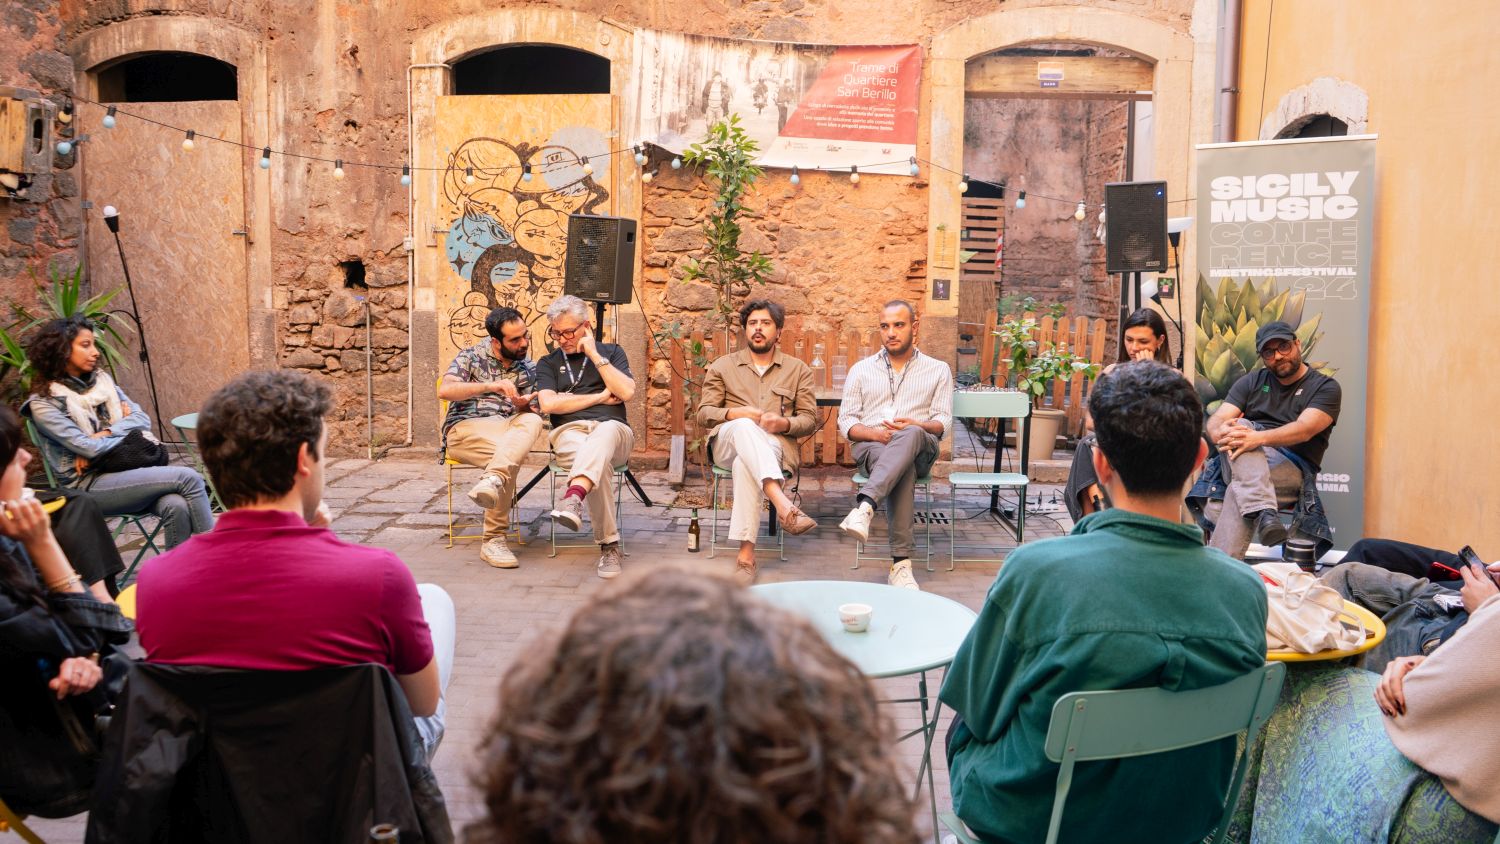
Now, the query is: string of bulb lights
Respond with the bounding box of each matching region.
[53,94,1193,217]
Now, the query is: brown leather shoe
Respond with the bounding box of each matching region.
[733,558,758,586]
[779,506,817,536]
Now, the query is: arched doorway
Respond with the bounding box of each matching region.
[78,48,252,425]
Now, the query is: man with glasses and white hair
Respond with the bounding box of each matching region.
[1195,320,1342,560]
[536,295,636,579]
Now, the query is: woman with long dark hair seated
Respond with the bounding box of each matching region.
[24,317,212,549]
[1062,308,1174,522]
[0,404,133,818]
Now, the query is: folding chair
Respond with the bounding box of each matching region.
[546,460,628,557]
[948,391,1031,567]
[850,470,935,572]
[705,438,789,561]
[436,377,526,550]
[25,419,164,585]
[0,797,45,844]
[941,662,1286,844]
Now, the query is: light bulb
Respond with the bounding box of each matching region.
[670,156,682,170]
[960,172,970,194]
[465,166,475,184]
[55,140,72,156]
[849,165,859,184]
[522,164,532,183]
[102,106,116,129]
[581,156,593,176]
[789,166,800,186]
[333,159,345,179]
[400,165,411,186]
[1015,191,1027,210]
[634,145,646,166]
[909,157,920,177]
[57,104,73,125]
[181,130,195,151]
[259,147,271,169]
[641,170,654,184]
[1098,207,1107,223]
[1074,201,1086,222]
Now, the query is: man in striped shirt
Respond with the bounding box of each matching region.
[837,300,954,590]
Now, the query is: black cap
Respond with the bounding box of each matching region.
[1255,321,1297,353]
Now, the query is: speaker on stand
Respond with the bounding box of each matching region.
[1104,180,1169,355]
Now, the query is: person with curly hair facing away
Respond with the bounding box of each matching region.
[468,566,920,844]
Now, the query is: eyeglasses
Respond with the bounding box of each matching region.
[548,324,586,341]
[1259,341,1294,360]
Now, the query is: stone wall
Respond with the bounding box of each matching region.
[0,0,80,323]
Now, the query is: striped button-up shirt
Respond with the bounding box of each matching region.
[837,349,954,439]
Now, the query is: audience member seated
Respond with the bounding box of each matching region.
[1339,536,1480,582]
[1227,607,1500,841]
[24,316,212,549]
[35,486,126,602]
[1321,549,1500,673]
[1062,307,1173,522]
[438,305,543,569]
[468,566,919,844]
[0,404,132,818]
[133,370,455,761]
[696,299,818,585]
[1187,321,1341,560]
[940,361,1268,844]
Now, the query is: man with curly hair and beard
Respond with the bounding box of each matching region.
[468,566,920,844]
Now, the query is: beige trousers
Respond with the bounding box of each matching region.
[445,413,544,538]
[710,418,785,543]
[550,419,634,545]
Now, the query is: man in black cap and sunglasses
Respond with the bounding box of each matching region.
[1196,320,1342,559]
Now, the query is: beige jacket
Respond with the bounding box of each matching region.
[695,349,817,475]
[1384,592,1500,823]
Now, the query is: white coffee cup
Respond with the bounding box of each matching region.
[839,602,873,633]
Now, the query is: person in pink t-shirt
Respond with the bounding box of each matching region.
[135,370,455,759]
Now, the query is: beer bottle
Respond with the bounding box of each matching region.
[687,508,701,552]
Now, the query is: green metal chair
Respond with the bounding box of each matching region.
[947,390,1031,567]
[705,435,791,561]
[25,419,165,585]
[849,468,934,571]
[546,460,628,557]
[941,662,1286,844]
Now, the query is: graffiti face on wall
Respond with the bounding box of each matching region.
[442,130,609,346]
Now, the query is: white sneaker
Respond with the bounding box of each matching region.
[468,474,505,510]
[888,559,920,590]
[481,536,518,569]
[839,503,874,543]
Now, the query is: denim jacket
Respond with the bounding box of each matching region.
[1186,447,1334,559]
[24,388,152,487]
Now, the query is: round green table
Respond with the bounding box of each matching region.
[752,580,978,842]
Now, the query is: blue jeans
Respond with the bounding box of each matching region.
[82,466,214,548]
[413,584,455,762]
[1320,562,1460,674]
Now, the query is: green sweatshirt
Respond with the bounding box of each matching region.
[939,509,1268,844]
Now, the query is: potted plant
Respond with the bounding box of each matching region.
[993,297,1097,461]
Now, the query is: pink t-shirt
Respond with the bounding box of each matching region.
[136,509,433,676]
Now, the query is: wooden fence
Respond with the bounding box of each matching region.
[963,311,1112,435]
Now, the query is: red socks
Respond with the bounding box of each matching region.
[565,483,588,501]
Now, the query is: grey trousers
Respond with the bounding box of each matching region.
[1320,562,1459,674]
[852,426,939,559]
[1205,442,1304,559]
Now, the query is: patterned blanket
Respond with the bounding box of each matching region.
[1227,665,1497,843]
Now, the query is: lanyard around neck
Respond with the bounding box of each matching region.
[883,349,918,406]
[559,352,590,393]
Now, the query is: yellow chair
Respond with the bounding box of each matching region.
[0,796,45,843]
[437,377,522,550]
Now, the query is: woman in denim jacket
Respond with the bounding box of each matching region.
[24,317,212,549]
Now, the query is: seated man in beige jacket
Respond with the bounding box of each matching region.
[696,300,818,585]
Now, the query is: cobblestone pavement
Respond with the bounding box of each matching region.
[28,450,1074,842]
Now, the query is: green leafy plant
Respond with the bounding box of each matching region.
[1194,276,1331,415]
[1019,344,1101,404]
[0,262,133,402]
[992,296,1088,407]
[681,114,774,348]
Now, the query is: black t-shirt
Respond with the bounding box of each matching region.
[535,343,632,426]
[1224,366,1342,470]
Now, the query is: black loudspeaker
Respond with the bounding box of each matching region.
[1105,181,1168,274]
[564,214,636,305]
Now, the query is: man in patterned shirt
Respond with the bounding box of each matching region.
[439,306,544,568]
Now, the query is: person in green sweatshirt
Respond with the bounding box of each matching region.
[940,360,1269,844]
